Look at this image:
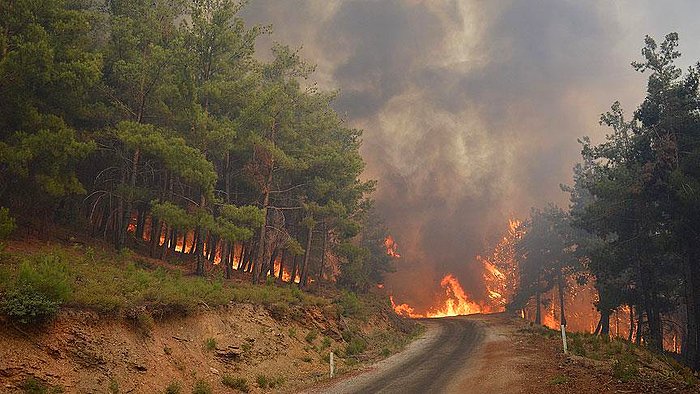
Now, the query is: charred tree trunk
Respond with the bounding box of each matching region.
[628,305,635,342]
[135,206,146,241]
[557,264,567,328]
[599,309,611,337]
[290,255,299,285]
[535,290,542,325]
[149,217,160,257]
[278,250,287,282]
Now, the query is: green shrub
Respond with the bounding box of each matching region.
[191,380,212,394]
[345,337,367,356]
[164,381,181,394]
[321,336,331,349]
[288,327,297,338]
[305,329,318,344]
[337,291,363,317]
[256,375,268,389]
[1,257,71,324]
[204,338,216,351]
[550,374,569,385]
[108,379,119,394]
[221,375,248,392]
[20,377,64,394]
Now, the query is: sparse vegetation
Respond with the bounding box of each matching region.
[108,379,119,394]
[345,337,367,356]
[221,375,249,392]
[305,329,318,344]
[550,374,569,385]
[164,381,181,394]
[191,380,212,394]
[204,338,217,351]
[20,377,64,394]
[255,374,285,390]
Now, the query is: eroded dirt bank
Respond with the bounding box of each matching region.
[0,303,416,393]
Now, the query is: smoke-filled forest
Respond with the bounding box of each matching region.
[2,0,700,392]
[509,32,700,370]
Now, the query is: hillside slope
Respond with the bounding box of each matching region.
[0,240,418,393]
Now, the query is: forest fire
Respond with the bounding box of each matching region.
[389,219,522,318]
[384,235,401,258]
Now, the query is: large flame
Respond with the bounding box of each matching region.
[390,218,523,318]
[384,235,401,258]
[391,274,490,318]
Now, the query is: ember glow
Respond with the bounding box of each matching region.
[384,235,401,258]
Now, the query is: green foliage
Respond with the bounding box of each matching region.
[305,329,318,344]
[255,375,268,389]
[20,377,64,394]
[108,379,119,394]
[345,337,367,356]
[164,382,181,394]
[221,375,249,392]
[191,380,212,394]
[549,374,569,385]
[204,338,216,351]
[1,255,71,324]
[336,291,364,317]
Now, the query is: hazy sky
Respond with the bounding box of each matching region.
[241,0,700,310]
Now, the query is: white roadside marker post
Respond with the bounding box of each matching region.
[330,351,335,378]
[561,324,568,354]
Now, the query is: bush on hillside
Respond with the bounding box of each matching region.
[0,255,71,324]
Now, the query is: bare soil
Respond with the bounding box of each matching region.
[455,314,700,394]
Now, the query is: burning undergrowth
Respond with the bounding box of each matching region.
[386,218,523,318]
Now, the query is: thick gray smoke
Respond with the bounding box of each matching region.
[241,0,700,311]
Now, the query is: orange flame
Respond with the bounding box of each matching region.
[384,235,401,258]
[391,274,489,318]
[390,218,523,319]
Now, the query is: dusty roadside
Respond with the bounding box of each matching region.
[453,314,699,394]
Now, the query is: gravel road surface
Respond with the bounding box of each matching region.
[304,317,484,394]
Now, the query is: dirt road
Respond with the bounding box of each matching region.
[304,316,488,394]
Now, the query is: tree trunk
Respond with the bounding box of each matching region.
[628,305,635,342]
[290,255,299,284]
[300,226,313,289]
[195,194,206,276]
[118,148,140,250]
[135,207,146,241]
[557,265,567,328]
[599,309,610,337]
[149,217,160,257]
[683,245,700,369]
[535,290,542,325]
[252,173,272,284]
[319,225,327,281]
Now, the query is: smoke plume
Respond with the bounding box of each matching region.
[241,0,700,311]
